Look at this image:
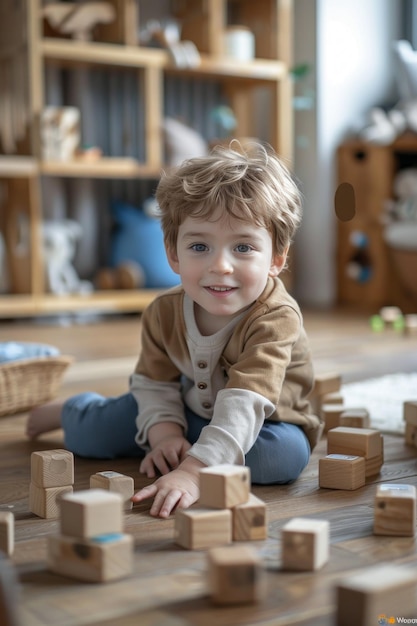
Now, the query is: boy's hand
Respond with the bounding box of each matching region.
[140,435,191,478]
[132,456,205,518]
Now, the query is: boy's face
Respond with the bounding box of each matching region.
[166,210,287,328]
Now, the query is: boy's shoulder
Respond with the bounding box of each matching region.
[143,284,184,316]
[257,277,302,316]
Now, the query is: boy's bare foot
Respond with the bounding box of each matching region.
[26,400,65,439]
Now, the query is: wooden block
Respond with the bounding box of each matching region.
[175,507,232,550]
[336,563,417,626]
[339,408,370,429]
[321,403,345,433]
[404,401,417,426]
[0,553,20,626]
[60,489,123,539]
[281,517,329,571]
[29,483,73,519]
[0,513,14,557]
[365,453,384,478]
[319,454,365,490]
[313,372,342,397]
[404,314,417,335]
[31,449,74,488]
[199,465,250,509]
[374,483,416,536]
[405,422,417,446]
[322,391,344,405]
[327,426,382,459]
[207,545,266,605]
[90,471,134,510]
[232,493,267,541]
[47,532,133,583]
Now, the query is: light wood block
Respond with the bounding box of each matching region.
[232,493,267,541]
[199,465,250,509]
[47,532,133,583]
[207,545,266,605]
[336,563,417,626]
[405,422,417,446]
[319,454,365,490]
[404,401,417,426]
[281,517,329,571]
[31,449,74,488]
[0,513,14,557]
[313,372,342,397]
[0,553,20,626]
[339,408,370,429]
[175,507,232,550]
[327,426,383,459]
[321,403,345,433]
[374,483,416,536]
[365,453,384,478]
[29,483,73,519]
[90,471,134,510]
[60,489,123,539]
[322,391,344,405]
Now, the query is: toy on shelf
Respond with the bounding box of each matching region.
[345,231,373,283]
[41,107,81,161]
[139,19,200,68]
[42,2,116,42]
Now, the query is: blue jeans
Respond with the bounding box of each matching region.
[62,392,311,485]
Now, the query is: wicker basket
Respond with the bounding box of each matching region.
[0,355,74,417]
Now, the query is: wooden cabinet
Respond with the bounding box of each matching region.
[337,135,417,312]
[0,0,294,318]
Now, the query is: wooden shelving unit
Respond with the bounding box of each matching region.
[0,0,294,318]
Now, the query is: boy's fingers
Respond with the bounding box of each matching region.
[131,483,158,503]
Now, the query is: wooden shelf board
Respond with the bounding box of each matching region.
[0,156,38,178]
[40,157,161,179]
[0,290,161,317]
[41,38,285,81]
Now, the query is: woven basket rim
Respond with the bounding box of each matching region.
[0,355,74,369]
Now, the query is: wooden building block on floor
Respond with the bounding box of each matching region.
[374,483,416,536]
[405,422,417,446]
[90,471,134,510]
[232,493,267,541]
[47,532,133,583]
[365,452,384,478]
[175,507,232,550]
[0,553,20,626]
[322,391,344,405]
[404,400,417,426]
[60,489,123,539]
[336,563,417,626]
[207,545,266,605]
[319,454,365,490]
[313,372,342,397]
[31,449,74,488]
[339,408,370,429]
[199,465,250,509]
[327,426,382,459]
[281,517,329,571]
[0,513,14,557]
[29,483,73,519]
[321,404,345,433]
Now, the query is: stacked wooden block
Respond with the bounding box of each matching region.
[90,471,134,511]
[0,512,14,557]
[29,449,74,518]
[312,372,370,433]
[47,489,133,583]
[403,400,417,447]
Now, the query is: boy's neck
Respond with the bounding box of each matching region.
[193,302,249,336]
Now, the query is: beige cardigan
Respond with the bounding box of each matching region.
[131,277,322,466]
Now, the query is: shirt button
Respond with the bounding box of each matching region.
[202,402,212,409]
[197,382,207,390]
[197,361,207,369]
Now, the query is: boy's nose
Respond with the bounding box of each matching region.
[209,250,233,273]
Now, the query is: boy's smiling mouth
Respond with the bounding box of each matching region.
[205,286,236,293]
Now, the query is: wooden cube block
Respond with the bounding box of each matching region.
[0,512,14,556]
[232,493,267,541]
[322,391,344,405]
[336,563,417,626]
[90,471,134,510]
[207,545,266,605]
[0,553,20,626]
[339,408,370,429]
[29,483,73,519]
[199,465,250,509]
[365,453,384,478]
[31,449,74,488]
[313,372,342,397]
[374,483,416,536]
[327,426,382,459]
[319,454,365,490]
[405,422,417,447]
[404,314,417,336]
[60,489,123,539]
[404,401,417,426]
[321,403,345,433]
[47,532,133,582]
[175,507,232,550]
[281,517,329,571]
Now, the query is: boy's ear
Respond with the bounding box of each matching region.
[165,245,180,275]
[269,247,288,277]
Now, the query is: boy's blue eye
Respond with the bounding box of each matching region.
[235,244,252,253]
[191,243,207,252]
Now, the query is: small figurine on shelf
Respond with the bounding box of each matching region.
[42,2,116,42]
[345,231,373,283]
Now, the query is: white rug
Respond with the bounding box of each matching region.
[341,372,417,434]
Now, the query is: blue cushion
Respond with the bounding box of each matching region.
[110,202,180,289]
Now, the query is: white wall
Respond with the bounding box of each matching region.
[293,0,403,308]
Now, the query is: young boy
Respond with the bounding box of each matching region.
[27,142,322,518]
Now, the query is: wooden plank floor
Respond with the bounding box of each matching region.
[0,310,417,626]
